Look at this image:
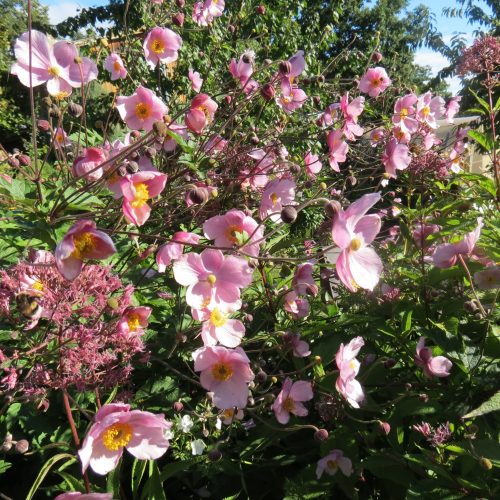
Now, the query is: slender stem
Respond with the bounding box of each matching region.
[457,255,487,316]
[486,74,500,204]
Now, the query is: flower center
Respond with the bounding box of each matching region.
[281,96,292,105]
[371,77,383,86]
[131,182,150,208]
[223,408,235,418]
[101,422,133,451]
[212,362,233,381]
[282,397,295,412]
[224,224,242,244]
[151,39,165,54]
[197,105,213,122]
[56,133,64,143]
[350,238,362,251]
[32,280,44,292]
[349,360,357,370]
[326,459,338,471]
[71,232,96,259]
[48,66,60,77]
[127,313,141,331]
[135,102,152,120]
[54,91,69,101]
[210,308,227,327]
[113,60,122,71]
[400,108,408,119]
[271,193,279,205]
[207,274,217,286]
[422,106,430,117]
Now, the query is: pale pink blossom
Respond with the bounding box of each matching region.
[116,86,168,131]
[117,306,151,337]
[259,178,296,223]
[72,147,106,181]
[203,135,228,156]
[197,307,246,347]
[120,171,168,226]
[304,151,322,179]
[156,232,200,272]
[241,149,276,189]
[416,92,445,129]
[185,94,218,134]
[53,127,71,151]
[331,193,383,292]
[412,223,440,249]
[285,332,311,357]
[444,96,462,124]
[78,403,171,475]
[143,27,182,69]
[474,266,500,289]
[340,93,364,140]
[203,209,264,257]
[189,69,203,92]
[192,0,225,25]
[392,93,418,133]
[358,67,391,97]
[326,129,348,172]
[229,51,258,93]
[11,30,97,97]
[193,345,254,409]
[276,85,307,114]
[392,126,411,144]
[55,220,116,281]
[335,336,365,408]
[55,493,112,500]
[316,449,353,479]
[370,128,386,147]
[292,262,318,296]
[414,338,452,378]
[272,378,313,424]
[104,53,127,80]
[173,249,253,311]
[422,131,441,150]
[382,138,411,178]
[279,50,306,93]
[283,291,310,319]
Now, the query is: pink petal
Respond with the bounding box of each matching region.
[348,246,383,291]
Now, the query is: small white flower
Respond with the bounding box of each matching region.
[179,414,194,433]
[164,429,175,440]
[215,417,222,430]
[191,439,206,456]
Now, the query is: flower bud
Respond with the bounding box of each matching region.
[37,119,50,132]
[270,376,278,384]
[256,5,266,14]
[479,457,492,470]
[68,102,83,118]
[279,60,292,76]
[188,187,209,205]
[314,429,329,441]
[324,200,341,218]
[314,355,322,364]
[228,25,236,33]
[281,206,298,224]
[250,134,260,145]
[7,157,20,168]
[144,146,157,158]
[256,370,267,383]
[1,433,13,452]
[94,120,104,130]
[176,0,185,7]
[263,393,275,404]
[208,449,222,462]
[173,401,184,412]
[118,166,128,177]
[107,297,119,310]
[260,83,276,101]
[371,51,383,63]
[15,439,29,454]
[377,421,391,435]
[384,358,396,368]
[126,161,139,174]
[18,154,31,166]
[319,182,327,190]
[172,12,185,26]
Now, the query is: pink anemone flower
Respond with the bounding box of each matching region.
[292,262,318,296]
[272,378,313,424]
[283,291,310,319]
[259,178,296,223]
[11,30,98,97]
[185,93,218,134]
[104,53,127,80]
[316,449,353,479]
[197,307,246,347]
[53,126,71,151]
[284,332,311,358]
[474,266,500,290]
[55,220,116,281]
[78,403,171,475]
[120,171,168,226]
[173,249,253,311]
[382,138,411,178]
[188,69,203,92]
[276,85,307,114]
[340,93,365,140]
[55,494,112,500]
[156,232,200,272]
[203,209,264,257]
[327,129,348,172]
[72,147,106,181]
[229,51,257,93]
[304,151,323,179]
[279,50,306,93]
[117,306,152,337]
[444,96,461,124]
[193,345,254,409]
[416,92,445,129]
[414,338,452,378]
[116,86,168,131]
[331,193,383,292]
[143,27,182,69]
[392,93,419,133]
[335,336,365,408]
[358,67,391,97]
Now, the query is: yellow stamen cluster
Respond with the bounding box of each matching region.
[101,422,133,451]
[270,193,279,205]
[224,225,242,244]
[210,308,227,328]
[282,397,295,412]
[135,102,151,120]
[131,183,150,208]
[32,280,44,292]
[71,232,96,259]
[207,274,217,285]
[212,362,233,381]
[48,66,60,77]
[127,313,141,332]
[326,459,338,471]
[151,39,165,54]
[350,238,362,252]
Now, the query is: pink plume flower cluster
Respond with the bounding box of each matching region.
[79,403,171,475]
[272,378,313,424]
[11,30,98,97]
[414,338,452,378]
[335,337,365,408]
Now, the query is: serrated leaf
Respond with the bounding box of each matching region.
[462,392,500,419]
[468,129,493,151]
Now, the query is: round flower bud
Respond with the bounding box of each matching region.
[479,457,492,470]
[371,51,383,63]
[256,370,267,383]
[317,75,325,83]
[118,166,128,177]
[7,157,20,168]
[18,154,31,166]
[250,134,260,145]
[208,449,222,462]
[126,161,139,174]
[281,206,298,224]
[314,355,322,365]
[37,119,50,132]
[324,200,341,218]
[270,376,278,384]
[229,25,236,33]
[384,358,396,369]
[144,147,157,158]
[279,60,292,76]
[260,83,276,101]
[314,429,329,441]
[188,187,209,205]
[172,12,185,26]
[256,5,266,14]
[377,421,391,435]
[14,439,29,454]
[68,102,83,118]
[106,297,119,310]
[173,401,184,413]
[176,0,185,7]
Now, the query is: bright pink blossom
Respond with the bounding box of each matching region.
[229,51,258,93]
[382,138,411,178]
[185,94,218,134]
[414,338,452,378]
[259,178,296,223]
[116,86,168,131]
[78,403,171,475]
[304,151,322,179]
[188,69,203,92]
[331,193,383,292]
[120,171,168,226]
[316,450,353,479]
[72,147,106,181]
[173,249,253,311]
[193,345,254,409]
[326,129,348,172]
[335,336,365,408]
[203,209,264,257]
[55,220,116,281]
[156,232,200,272]
[292,262,318,296]
[104,53,127,80]
[117,307,151,337]
[11,30,97,97]
[358,67,391,97]
[392,93,418,133]
[143,27,182,69]
[340,93,365,140]
[272,378,313,424]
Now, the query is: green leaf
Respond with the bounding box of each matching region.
[106,459,121,497]
[131,458,148,497]
[462,392,500,419]
[165,128,193,153]
[26,453,76,500]
[56,471,85,492]
[141,460,166,500]
[468,129,493,151]
[469,89,490,113]
[0,460,12,475]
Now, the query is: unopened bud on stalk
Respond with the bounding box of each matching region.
[261,83,275,101]
[188,187,209,205]
[18,154,31,166]
[107,297,119,310]
[173,401,184,412]
[172,12,185,26]
[281,206,298,224]
[324,200,341,217]
[126,161,139,174]
[37,119,50,132]
[371,51,383,62]
[118,166,128,177]
[279,60,292,75]
[7,157,20,168]
[479,457,492,470]
[68,102,83,117]
[228,25,236,33]
[377,421,391,435]
[314,355,322,365]
[15,440,29,454]
[208,449,222,462]
[317,75,325,83]
[256,5,266,14]
[319,182,327,190]
[314,429,329,441]
[144,146,157,158]
[263,393,275,404]
[176,0,185,7]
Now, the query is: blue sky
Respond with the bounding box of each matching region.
[40,0,490,93]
